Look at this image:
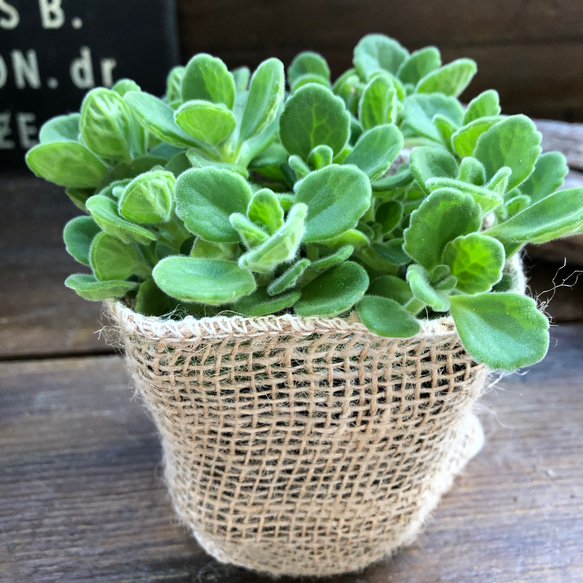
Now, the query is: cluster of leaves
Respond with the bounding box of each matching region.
[26,34,583,371]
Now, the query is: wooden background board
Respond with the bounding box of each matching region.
[1,324,582,582]
[175,0,583,121]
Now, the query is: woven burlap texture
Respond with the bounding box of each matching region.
[107,302,489,577]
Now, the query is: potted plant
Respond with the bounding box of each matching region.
[26,33,583,577]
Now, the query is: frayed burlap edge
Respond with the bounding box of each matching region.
[105,301,494,577]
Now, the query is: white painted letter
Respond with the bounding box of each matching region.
[11,50,41,89]
[100,58,117,88]
[0,55,7,88]
[70,46,94,89]
[0,111,15,149]
[17,113,38,148]
[39,0,65,29]
[0,1,19,30]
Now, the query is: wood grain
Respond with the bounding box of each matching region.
[537,120,583,171]
[175,0,583,121]
[0,174,106,358]
[1,325,582,582]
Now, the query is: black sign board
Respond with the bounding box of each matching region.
[0,0,179,171]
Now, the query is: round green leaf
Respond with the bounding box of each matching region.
[26,142,108,188]
[39,113,80,143]
[175,167,253,242]
[357,295,420,337]
[368,275,413,305]
[118,170,175,224]
[295,261,369,317]
[442,233,505,294]
[397,46,441,86]
[310,245,354,271]
[240,58,285,143]
[344,124,403,180]
[65,273,138,301]
[175,100,236,145]
[474,115,542,191]
[80,88,136,161]
[450,293,549,370]
[463,89,501,125]
[181,53,235,109]
[233,288,300,317]
[63,216,101,266]
[403,188,482,271]
[89,232,145,281]
[416,58,477,97]
[86,195,156,245]
[358,75,397,130]
[153,256,256,305]
[353,34,409,79]
[279,84,350,160]
[288,51,330,87]
[406,264,450,312]
[295,165,371,242]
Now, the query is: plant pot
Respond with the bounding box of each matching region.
[107,302,490,577]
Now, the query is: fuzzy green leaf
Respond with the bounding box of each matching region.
[401,93,464,143]
[357,296,420,337]
[353,34,409,79]
[124,91,202,149]
[403,188,482,270]
[238,203,307,272]
[519,151,568,203]
[485,187,583,244]
[181,53,235,108]
[233,288,301,317]
[344,124,403,180]
[118,170,175,224]
[397,46,441,86]
[175,100,236,145]
[416,58,477,97]
[26,142,108,188]
[406,264,450,312]
[247,189,284,234]
[450,293,549,370]
[463,90,501,124]
[279,84,350,160]
[153,256,256,305]
[165,66,185,103]
[425,178,502,213]
[376,200,404,235]
[295,165,371,242]
[442,233,505,294]
[452,116,501,158]
[63,216,101,266]
[308,145,334,170]
[358,75,397,130]
[190,240,239,261]
[39,113,80,143]
[295,261,369,316]
[65,274,138,301]
[175,167,253,242]
[240,58,285,143]
[474,115,542,191]
[89,232,145,281]
[232,66,251,92]
[185,149,248,177]
[230,212,269,248]
[320,229,371,250]
[368,275,413,305]
[80,88,141,161]
[310,245,354,271]
[410,146,459,193]
[267,258,311,295]
[288,51,330,87]
[85,195,156,245]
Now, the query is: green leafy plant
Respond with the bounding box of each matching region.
[26,34,583,371]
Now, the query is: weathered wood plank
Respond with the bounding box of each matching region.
[1,325,582,581]
[537,120,583,172]
[175,0,583,121]
[0,174,107,358]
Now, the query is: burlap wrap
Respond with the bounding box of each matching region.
[107,303,490,577]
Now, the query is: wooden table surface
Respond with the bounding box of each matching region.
[1,122,583,582]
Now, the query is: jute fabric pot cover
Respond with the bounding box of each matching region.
[107,303,487,577]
